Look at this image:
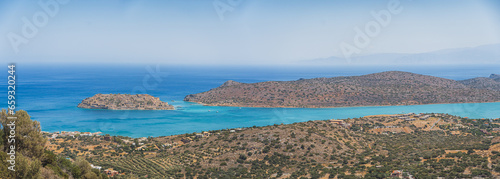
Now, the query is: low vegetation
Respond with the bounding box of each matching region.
[185,71,500,108]
[0,110,108,179]
[36,111,500,178]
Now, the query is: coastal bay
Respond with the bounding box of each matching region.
[2,65,500,138]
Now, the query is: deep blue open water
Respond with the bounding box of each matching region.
[1,64,499,137]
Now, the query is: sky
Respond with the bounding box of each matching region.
[0,0,499,65]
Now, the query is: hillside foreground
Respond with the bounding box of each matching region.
[29,111,500,178]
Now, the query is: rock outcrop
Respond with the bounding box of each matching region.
[490,74,500,80]
[78,94,174,110]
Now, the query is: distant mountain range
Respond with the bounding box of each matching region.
[185,71,500,108]
[300,43,500,65]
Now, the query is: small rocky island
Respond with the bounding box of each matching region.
[78,94,174,110]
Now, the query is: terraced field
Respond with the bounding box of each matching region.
[92,157,182,176]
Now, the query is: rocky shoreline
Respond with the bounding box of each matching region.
[185,71,500,108]
[78,94,174,110]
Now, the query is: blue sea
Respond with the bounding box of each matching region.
[1,64,500,138]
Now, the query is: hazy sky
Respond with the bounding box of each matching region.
[0,0,499,65]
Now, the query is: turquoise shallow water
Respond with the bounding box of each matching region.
[53,101,500,138]
[1,64,499,137]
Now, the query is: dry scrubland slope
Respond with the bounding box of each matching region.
[78,94,174,110]
[51,113,500,178]
[185,71,500,108]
